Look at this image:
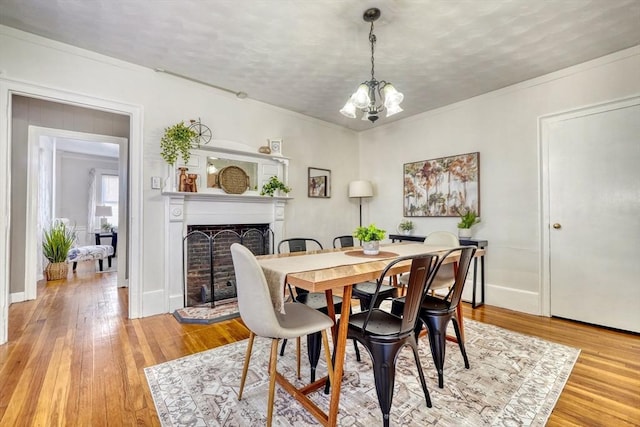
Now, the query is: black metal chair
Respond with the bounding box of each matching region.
[391,246,476,388]
[333,235,398,311]
[277,238,360,381]
[344,253,438,427]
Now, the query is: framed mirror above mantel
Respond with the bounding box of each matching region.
[162,140,290,199]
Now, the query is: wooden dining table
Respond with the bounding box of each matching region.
[256,242,483,427]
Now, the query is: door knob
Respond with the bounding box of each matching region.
[553,223,562,229]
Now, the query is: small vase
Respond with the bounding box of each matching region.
[458,228,472,238]
[362,241,380,256]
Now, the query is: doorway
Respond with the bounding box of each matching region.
[25,127,128,299]
[0,79,144,345]
[540,96,640,333]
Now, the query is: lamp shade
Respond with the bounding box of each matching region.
[95,205,113,217]
[348,180,374,198]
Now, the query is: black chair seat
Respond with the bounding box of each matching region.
[347,310,404,338]
[352,281,397,311]
[392,294,451,315]
[296,293,343,312]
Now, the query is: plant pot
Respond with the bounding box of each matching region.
[362,241,380,256]
[458,228,472,238]
[45,261,68,281]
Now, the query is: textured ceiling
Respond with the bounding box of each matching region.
[1,0,639,131]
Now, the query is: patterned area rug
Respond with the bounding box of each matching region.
[145,319,579,426]
[173,300,240,324]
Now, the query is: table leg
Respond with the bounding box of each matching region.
[324,289,337,345]
[327,284,352,426]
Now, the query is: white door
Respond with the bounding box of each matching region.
[547,99,640,332]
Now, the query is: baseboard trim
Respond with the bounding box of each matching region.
[476,283,541,315]
[10,292,26,304]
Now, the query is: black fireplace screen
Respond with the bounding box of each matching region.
[183,224,272,307]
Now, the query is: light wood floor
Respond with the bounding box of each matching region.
[1,265,638,426]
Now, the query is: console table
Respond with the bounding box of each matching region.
[389,233,487,308]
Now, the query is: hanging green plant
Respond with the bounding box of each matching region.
[160,121,198,166]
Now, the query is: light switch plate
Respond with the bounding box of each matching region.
[151,176,162,189]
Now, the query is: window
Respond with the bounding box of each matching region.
[101,174,119,228]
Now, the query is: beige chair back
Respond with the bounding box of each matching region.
[230,243,281,338]
[424,231,459,247]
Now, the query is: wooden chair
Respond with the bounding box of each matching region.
[230,243,334,427]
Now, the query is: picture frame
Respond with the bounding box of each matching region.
[403,152,480,217]
[308,167,331,198]
[268,138,283,156]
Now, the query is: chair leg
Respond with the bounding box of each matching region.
[279,338,287,356]
[369,341,404,427]
[98,259,104,271]
[72,262,78,272]
[108,256,112,268]
[353,339,361,362]
[321,330,334,386]
[456,303,465,342]
[451,317,470,369]
[423,314,450,388]
[296,337,301,379]
[238,331,255,400]
[409,338,432,408]
[307,332,322,382]
[267,339,279,427]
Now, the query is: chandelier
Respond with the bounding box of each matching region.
[340,8,404,123]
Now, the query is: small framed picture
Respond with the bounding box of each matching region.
[308,167,331,198]
[268,138,283,156]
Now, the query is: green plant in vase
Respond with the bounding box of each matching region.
[354,224,386,255]
[398,219,414,235]
[260,176,291,197]
[42,221,76,281]
[456,207,480,238]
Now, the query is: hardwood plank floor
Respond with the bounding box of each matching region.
[1,265,638,426]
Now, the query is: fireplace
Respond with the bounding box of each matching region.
[184,224,271,307]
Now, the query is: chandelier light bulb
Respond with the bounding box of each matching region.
[352,84,371,109]
[340,99,357,118]
[383,84,404,108]
[386,103,404,117]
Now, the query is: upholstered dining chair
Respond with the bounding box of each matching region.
[230,243,334,427]
[392,246,476,388]
[333,235,398,311]
[277,238,360,381]
[344,253,438,427]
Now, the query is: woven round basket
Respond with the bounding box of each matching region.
[45,261,68,281]
[218,166,250,194]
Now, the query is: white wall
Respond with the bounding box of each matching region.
[0,25,359,316]
[359,46,640,314]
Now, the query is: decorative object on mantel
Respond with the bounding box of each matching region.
[42,220,76,281]
[403,152,480,217]
[339,7,404,123]
[260,176,291,197]
[218,165,250,194]
[268,138,283,156]
[188,118,212,147]
[397,219,414,235]
[354,223,386,255]
[457,207,480,238]
[177,167,198,192]
[160,121,198,166]
[258,145,271,154]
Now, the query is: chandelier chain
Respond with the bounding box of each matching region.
[369,21,376,81]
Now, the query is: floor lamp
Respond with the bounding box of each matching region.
[348,180,374,227]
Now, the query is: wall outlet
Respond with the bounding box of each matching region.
[151,176,162,189]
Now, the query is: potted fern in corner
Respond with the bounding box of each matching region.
[42,221,76,281]
[354,224,386,255]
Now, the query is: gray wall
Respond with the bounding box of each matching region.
[10,95,129,293]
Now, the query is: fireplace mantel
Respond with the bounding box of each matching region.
[162,140,290,313]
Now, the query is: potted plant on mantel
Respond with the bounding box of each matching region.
[260,176,291,197]
[456,207,480,238]
[160,121,198,166]
[42,221,76,281]
[354,224,386,255]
